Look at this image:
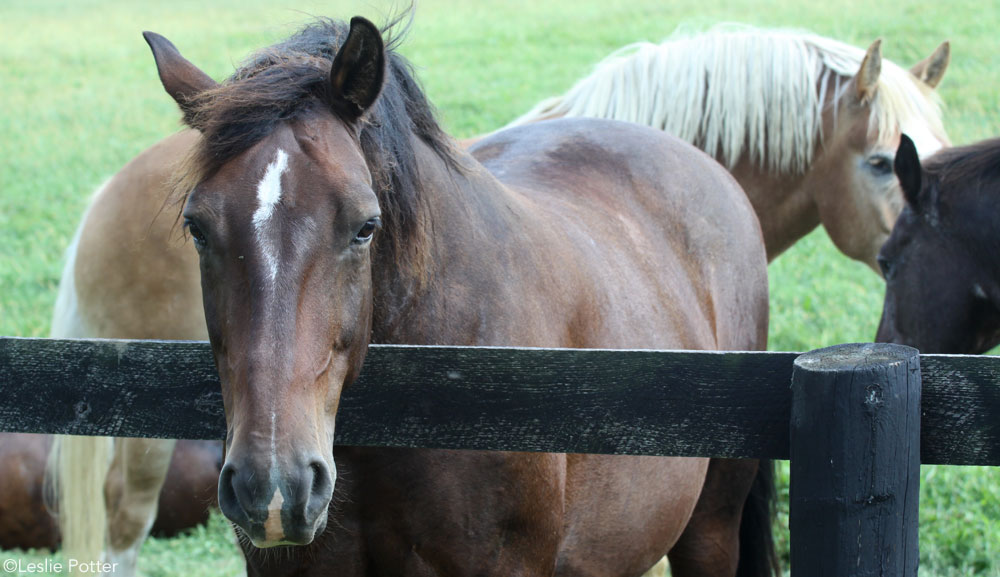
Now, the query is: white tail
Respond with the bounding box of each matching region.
[46,436,113,569]
[45,183,115,573]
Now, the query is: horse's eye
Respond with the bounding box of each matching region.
[185,219,208,249]
[352,217,381,245]
[877,254,894,280]
[867,155,893,175]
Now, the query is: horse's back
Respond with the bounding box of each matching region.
[69,129,204,340]
[470,118,768,352]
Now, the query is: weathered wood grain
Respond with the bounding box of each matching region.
[789,343,921,577]
[920,355,1000,465]
[1,337,998,465]
[0,337,795,458]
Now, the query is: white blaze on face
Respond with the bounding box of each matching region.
[252,149,289,284]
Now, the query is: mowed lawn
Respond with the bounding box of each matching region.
[1,1,998,575]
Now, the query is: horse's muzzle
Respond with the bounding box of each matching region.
[218,454,334,547]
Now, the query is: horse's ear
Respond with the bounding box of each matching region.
[854,39,882,104]
[329,17,386,121]
[143,32,217,122]
[910,41,950,89]
[894,134,923,208]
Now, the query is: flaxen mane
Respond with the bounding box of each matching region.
[510,25,945,174]
[170,15,462,266]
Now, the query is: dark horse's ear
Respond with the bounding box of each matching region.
[143,32,218,123]
[329,17,386,121]
[894,134,923,209]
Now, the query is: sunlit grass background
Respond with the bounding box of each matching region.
[1,0,997,575]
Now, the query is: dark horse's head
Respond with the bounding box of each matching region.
[143,16,455,547]
[876,134,1000,353]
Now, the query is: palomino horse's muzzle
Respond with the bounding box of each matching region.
[218,452,334,547]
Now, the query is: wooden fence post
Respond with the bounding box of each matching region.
[790,343,921,576]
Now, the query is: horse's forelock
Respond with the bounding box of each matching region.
[866,60,947,152]
[164,13,461,276]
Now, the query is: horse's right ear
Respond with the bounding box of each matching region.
[854,39,882,104]
[143,32,218,123]
[894,134,923,208]
[329,17,386,122]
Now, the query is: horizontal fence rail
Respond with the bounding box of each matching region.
[1,337,998,465]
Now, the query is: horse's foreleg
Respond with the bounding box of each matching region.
[666,458,762,577]
[103,438,177,576]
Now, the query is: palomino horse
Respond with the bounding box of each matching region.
[508,26,951,271]
[54,14,773,577]
[876,134,1000,354]
[0,435,220,551]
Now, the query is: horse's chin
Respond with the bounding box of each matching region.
[237,515,328,549]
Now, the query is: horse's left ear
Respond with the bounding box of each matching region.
[910,41,950,89]
[329,17,386,121]
[894,134,922,208]
[854,39,882,104]
[143,32,218,123]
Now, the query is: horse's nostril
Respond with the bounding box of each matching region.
[305,460,334,521]
[217,464,251,528]
[310,461,328,496]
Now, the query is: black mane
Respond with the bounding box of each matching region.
[924,138,1000,196]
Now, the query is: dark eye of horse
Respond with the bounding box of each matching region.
[185,219,208,249]
[867,155,893,175]
[877,254,894,280]
[352,217,381,245]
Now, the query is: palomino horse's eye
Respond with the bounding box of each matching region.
[352,217,381,245]
[867,155,893,175]
[184,219,208,249]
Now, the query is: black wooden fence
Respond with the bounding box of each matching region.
[2,336,999,575]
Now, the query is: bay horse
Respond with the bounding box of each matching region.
[876,134,1000,354]
[0,435,220,551]
[508,26,951,272]
[53,14,773,577]
[48,30,952,572]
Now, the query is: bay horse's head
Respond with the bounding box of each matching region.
[810,39,951,273]
[876,135,1000,354]
[145,18,389,547]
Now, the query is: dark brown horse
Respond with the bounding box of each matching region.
[48,25,954,575]
[876,134,1000,354]
[77,14,772,576]
[0,434,220,551]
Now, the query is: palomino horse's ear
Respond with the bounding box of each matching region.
[855,39,882,104]
[143,32,218,123]
[329,17,386,121]
[910,41,950,89]
[894,134,922,209]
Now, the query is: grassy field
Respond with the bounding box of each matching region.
[1,0,998,575]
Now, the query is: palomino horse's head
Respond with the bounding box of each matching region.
[876,135,1000,354]
[809,40,951,273]
[145,18,387,547]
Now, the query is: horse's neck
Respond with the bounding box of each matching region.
[727,162,818,261]
[727,71,850,261]
[369,134,511,343]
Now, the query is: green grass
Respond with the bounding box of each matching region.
[1,1,998,575]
